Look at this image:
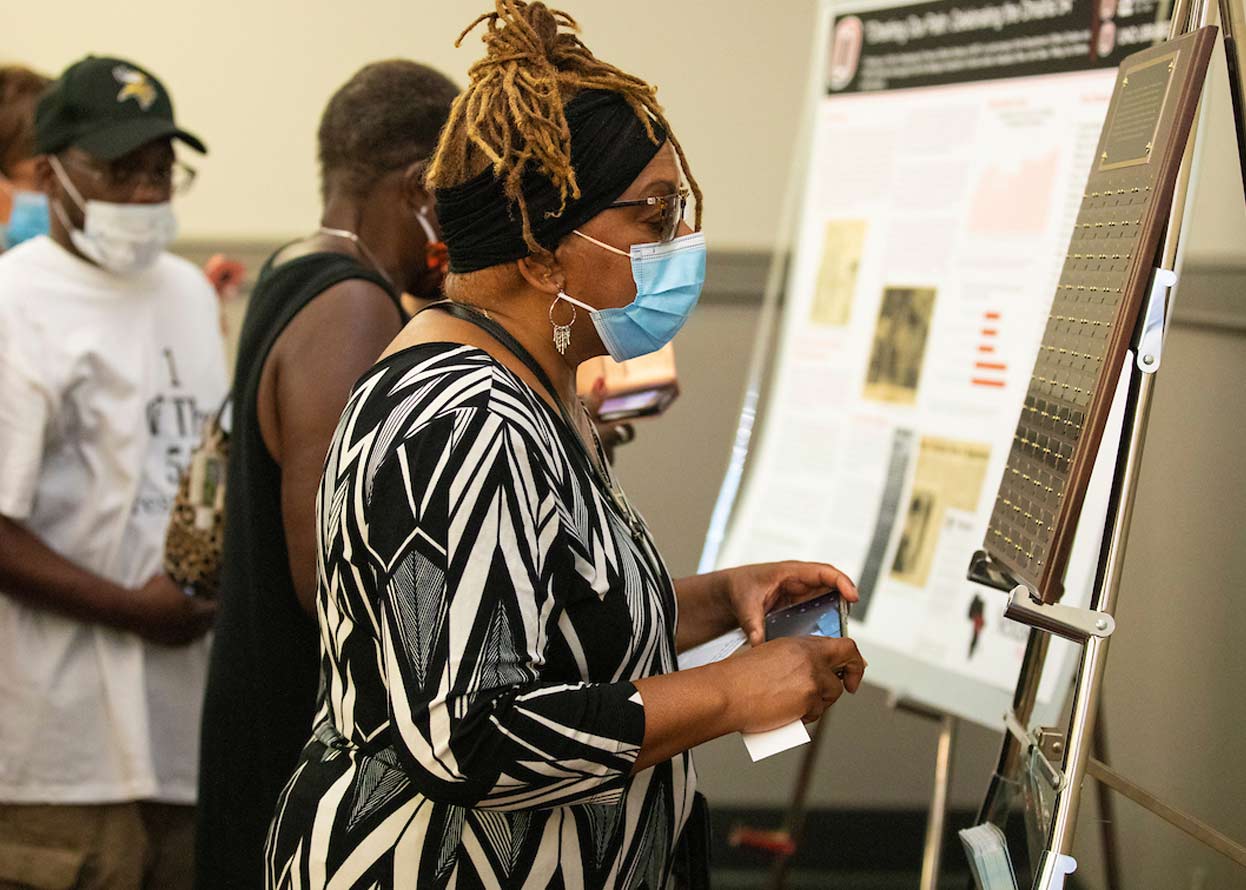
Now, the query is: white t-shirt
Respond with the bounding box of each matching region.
[0,235,228,804]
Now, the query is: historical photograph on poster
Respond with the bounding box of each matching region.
[891,436,991,588]
[863,286,936,404]
[892,490,937,577]
[811,220,867,326]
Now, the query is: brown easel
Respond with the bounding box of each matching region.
[964,0,1246,886]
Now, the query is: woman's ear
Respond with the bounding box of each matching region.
[402,160,432,208]
[34,156,55,194]
[517,251,564,295]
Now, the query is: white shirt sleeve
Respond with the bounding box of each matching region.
[0,346,54,521]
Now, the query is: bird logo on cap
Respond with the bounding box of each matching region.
[113,66,157,111]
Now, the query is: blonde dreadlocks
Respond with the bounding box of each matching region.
[426,0,702,258]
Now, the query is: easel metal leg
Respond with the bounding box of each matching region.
[1218,0,1246,187]
[1038,634,1111,877]
[1024,369,1152,887]
[920,715,959,890]
[765,715,831,890]
[1091,705,1124,890]
[1087,758,1246,868]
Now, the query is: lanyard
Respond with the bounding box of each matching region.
[420,300,648,545]
[420,300,680,660]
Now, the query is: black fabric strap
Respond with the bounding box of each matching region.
[419,302,664,580]
[420,300,575,430]
[416,300,658,554]
[419,300,629,515]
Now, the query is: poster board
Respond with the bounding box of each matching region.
[710,0,1174,728]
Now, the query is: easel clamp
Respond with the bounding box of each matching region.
[1136,267,1179,372]
[1005,584,1116,642]
[967,552,1115,642]
[1003,711,1068,791]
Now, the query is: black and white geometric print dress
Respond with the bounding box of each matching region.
[264,343,696,889]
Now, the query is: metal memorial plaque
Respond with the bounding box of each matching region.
[983,28,1217,603]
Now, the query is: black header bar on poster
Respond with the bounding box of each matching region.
[827,0,1170,93]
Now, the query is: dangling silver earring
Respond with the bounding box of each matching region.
[550,293,576,355]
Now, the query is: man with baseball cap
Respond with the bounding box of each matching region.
[0,56,225,888]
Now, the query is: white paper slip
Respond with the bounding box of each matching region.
[741,720,810,761]
[677,628,747,670]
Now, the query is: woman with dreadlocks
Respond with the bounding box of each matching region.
[264,3,866,887]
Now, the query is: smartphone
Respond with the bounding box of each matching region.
[597,385,679,422]
[764,591,850,642]
[578,345,680,422]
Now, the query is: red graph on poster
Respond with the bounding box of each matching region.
[968,151,1059,236]
[972,311,1008,388]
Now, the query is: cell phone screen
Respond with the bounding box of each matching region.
[764,591,847,641]
[598,389,664,417]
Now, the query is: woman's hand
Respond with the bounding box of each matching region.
[724,635,867,731]
[721,561,859,648]
[673,560,859,654]
[631,634,867,771]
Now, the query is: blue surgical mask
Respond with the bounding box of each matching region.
[558,230,706,362]
[1,190,50,249]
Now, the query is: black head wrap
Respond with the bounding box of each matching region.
[435,89,667,274]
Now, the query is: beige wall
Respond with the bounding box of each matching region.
[8,0,820,252]
[1182,40,1246,263]
[12,0,1242,256]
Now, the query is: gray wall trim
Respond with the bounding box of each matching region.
[704,249,775,302]
[173,239,779,305]
[1169,264,1246,333]
[176,240,1246,332]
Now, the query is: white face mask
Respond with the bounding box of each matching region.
[49,155,178,275]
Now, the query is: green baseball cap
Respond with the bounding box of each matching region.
[35,55,207,161]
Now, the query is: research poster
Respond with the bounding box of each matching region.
[717,0,1168,726]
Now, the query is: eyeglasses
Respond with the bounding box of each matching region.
[605,186,689,243]
[58,154,197,197]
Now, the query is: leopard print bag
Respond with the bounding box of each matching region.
[164,400,229,598]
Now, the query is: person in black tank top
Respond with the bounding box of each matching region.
[194,62,458,890]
